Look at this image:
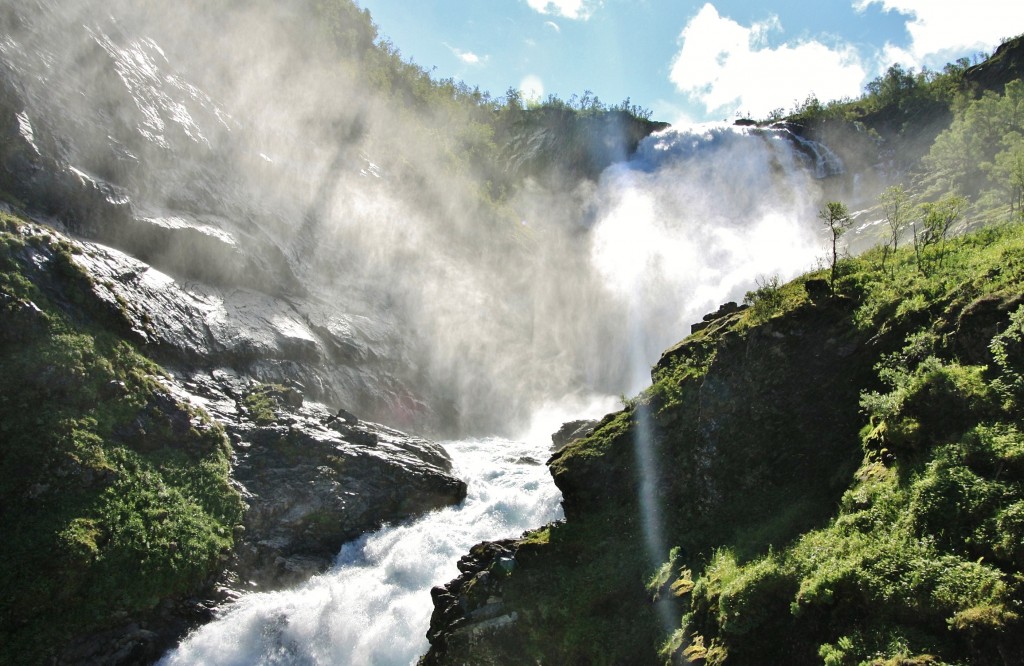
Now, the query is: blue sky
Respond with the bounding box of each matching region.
[356,0,1024,123]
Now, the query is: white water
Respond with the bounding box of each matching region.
[589,122,832,392]
[158,122,843,665]
[160,428,575,665]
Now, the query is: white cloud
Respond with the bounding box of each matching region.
[854,0,1023,67]
[669,4,866,119]
[544,20,561,33]
[444,44,486,66]
[525,0,600,20]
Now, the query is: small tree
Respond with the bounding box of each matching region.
[913,194,967,275]
[880,184,910,273]
[819,201,852,296]
[992,133,1024,220]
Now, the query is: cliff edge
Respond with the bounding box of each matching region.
[424,223,1024,665]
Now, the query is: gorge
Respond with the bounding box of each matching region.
[3,1,1024,664]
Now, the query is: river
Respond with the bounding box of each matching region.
[160,427,572,665]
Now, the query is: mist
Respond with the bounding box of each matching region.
[2,0,847,436]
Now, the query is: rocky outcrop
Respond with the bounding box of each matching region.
[63,235,427,426]
[550,419,598,452]
[964,34,1024,96]
[689,301,749,334]
[211,382,469,588]
[1,215,468,662]
[422,540,521,666]
[501,107,669,184]
[173,365,468,590]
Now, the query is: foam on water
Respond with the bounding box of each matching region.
[160,426,577,666]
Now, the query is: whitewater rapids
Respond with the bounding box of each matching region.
[160,432,568,665]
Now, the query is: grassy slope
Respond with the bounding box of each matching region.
[456,223,1024,665]
[0,212,243,663]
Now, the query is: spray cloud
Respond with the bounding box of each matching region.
[3,1,842,435]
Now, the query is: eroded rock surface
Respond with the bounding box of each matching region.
[422,540,521,666]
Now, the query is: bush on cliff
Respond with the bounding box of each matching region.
[0,212,243,663]
[666,223,1024,665]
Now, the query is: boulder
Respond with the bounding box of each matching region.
[220,393,467,589]
[423,540,520,665]
[551,419,598,451]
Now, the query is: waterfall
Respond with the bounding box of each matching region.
[1,0,852,433]
[5,6,859,660]
[588,122,831,393]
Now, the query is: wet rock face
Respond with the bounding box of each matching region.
[60,233,430,429]
[422,540,520,666]
[550,419,598,452]
[165,370,468,590]
[1,0,436,431]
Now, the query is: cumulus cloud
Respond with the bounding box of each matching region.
[525,0,600,20]
[445,43,485,65]
[854,0,1023,67]
[670,3,866,118]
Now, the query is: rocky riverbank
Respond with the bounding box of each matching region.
[0,213,466,663]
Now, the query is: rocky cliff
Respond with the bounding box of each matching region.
[423,223,1024,665]
[0,1,669,660]
[0,212,467,663]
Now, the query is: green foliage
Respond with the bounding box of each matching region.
[0,215,242,662]
[820,201,853,295]
[658,220,1024,665]
[862,356,996,457]
[991,305,1024,407]
[506,216,1024,666]
[912,194,968,275]
[880,184,912,273]
[992,132,1024,220]
[780,53,973,137]
[241,383,291,425]
[925,79,1024,213]
[743,274,784,322]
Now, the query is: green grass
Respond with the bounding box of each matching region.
[667,224,1024,664]
[0,212,243,663]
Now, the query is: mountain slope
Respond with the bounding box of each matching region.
[424,223,1024,665]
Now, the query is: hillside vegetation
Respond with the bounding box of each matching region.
[0,213,243,663]
[423,38,1024,665]
[425,181,1024,666]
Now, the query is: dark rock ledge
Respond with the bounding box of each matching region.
[182,373,471,590]
[421,539,521,666]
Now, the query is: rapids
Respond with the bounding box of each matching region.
[160,431,570,665]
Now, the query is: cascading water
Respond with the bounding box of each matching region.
[4,6,862,661]
[589,121,835,393]
[156,122,843,665]
[159,417,586,665]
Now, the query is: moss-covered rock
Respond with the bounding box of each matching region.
[425,222,1024,666]
[0,212,244,664]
